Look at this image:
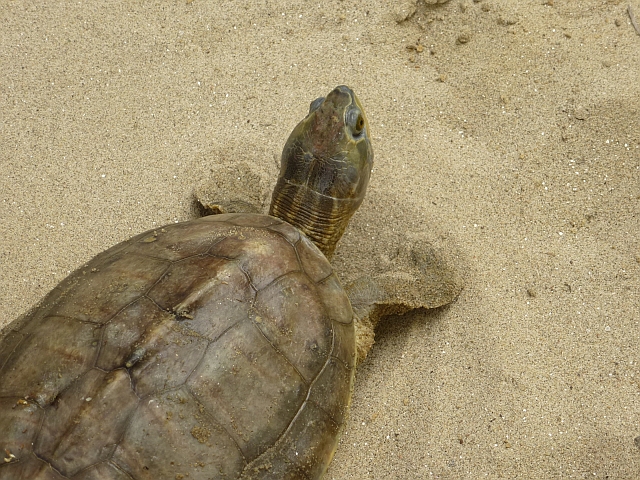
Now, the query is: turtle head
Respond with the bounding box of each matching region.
[269,85,373,259]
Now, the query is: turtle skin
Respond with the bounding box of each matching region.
[0,213,355,480]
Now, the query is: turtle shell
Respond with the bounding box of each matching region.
[0,213,355,480]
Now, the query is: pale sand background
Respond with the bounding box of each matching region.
[1,0,639,478]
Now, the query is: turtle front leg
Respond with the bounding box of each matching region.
[194,161,273,216]
[346,233,464,364]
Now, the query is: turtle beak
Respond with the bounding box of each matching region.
[324,85,356,108]
[332,85,355,97]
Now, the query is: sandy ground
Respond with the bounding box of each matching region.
[1,0,639,478]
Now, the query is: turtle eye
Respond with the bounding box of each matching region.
[347,108,365,136]
[309,96,325,113]
[354,115,365,135]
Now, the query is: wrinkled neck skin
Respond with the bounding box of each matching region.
[269,180,363,260]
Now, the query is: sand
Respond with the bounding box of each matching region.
[1,0,639,478]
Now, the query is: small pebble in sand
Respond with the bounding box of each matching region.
[406,43,425,53]
[498,14,519,26]
[457,32,471,44]
[393,1,416,23]
[573,106,589,120]
[635,435,640,449]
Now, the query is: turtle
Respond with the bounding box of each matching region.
[0,85,461,480]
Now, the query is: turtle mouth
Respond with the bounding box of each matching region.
[332,85,356,99]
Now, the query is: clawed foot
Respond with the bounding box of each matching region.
[194,162,273,216]
[347,232,463,364]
